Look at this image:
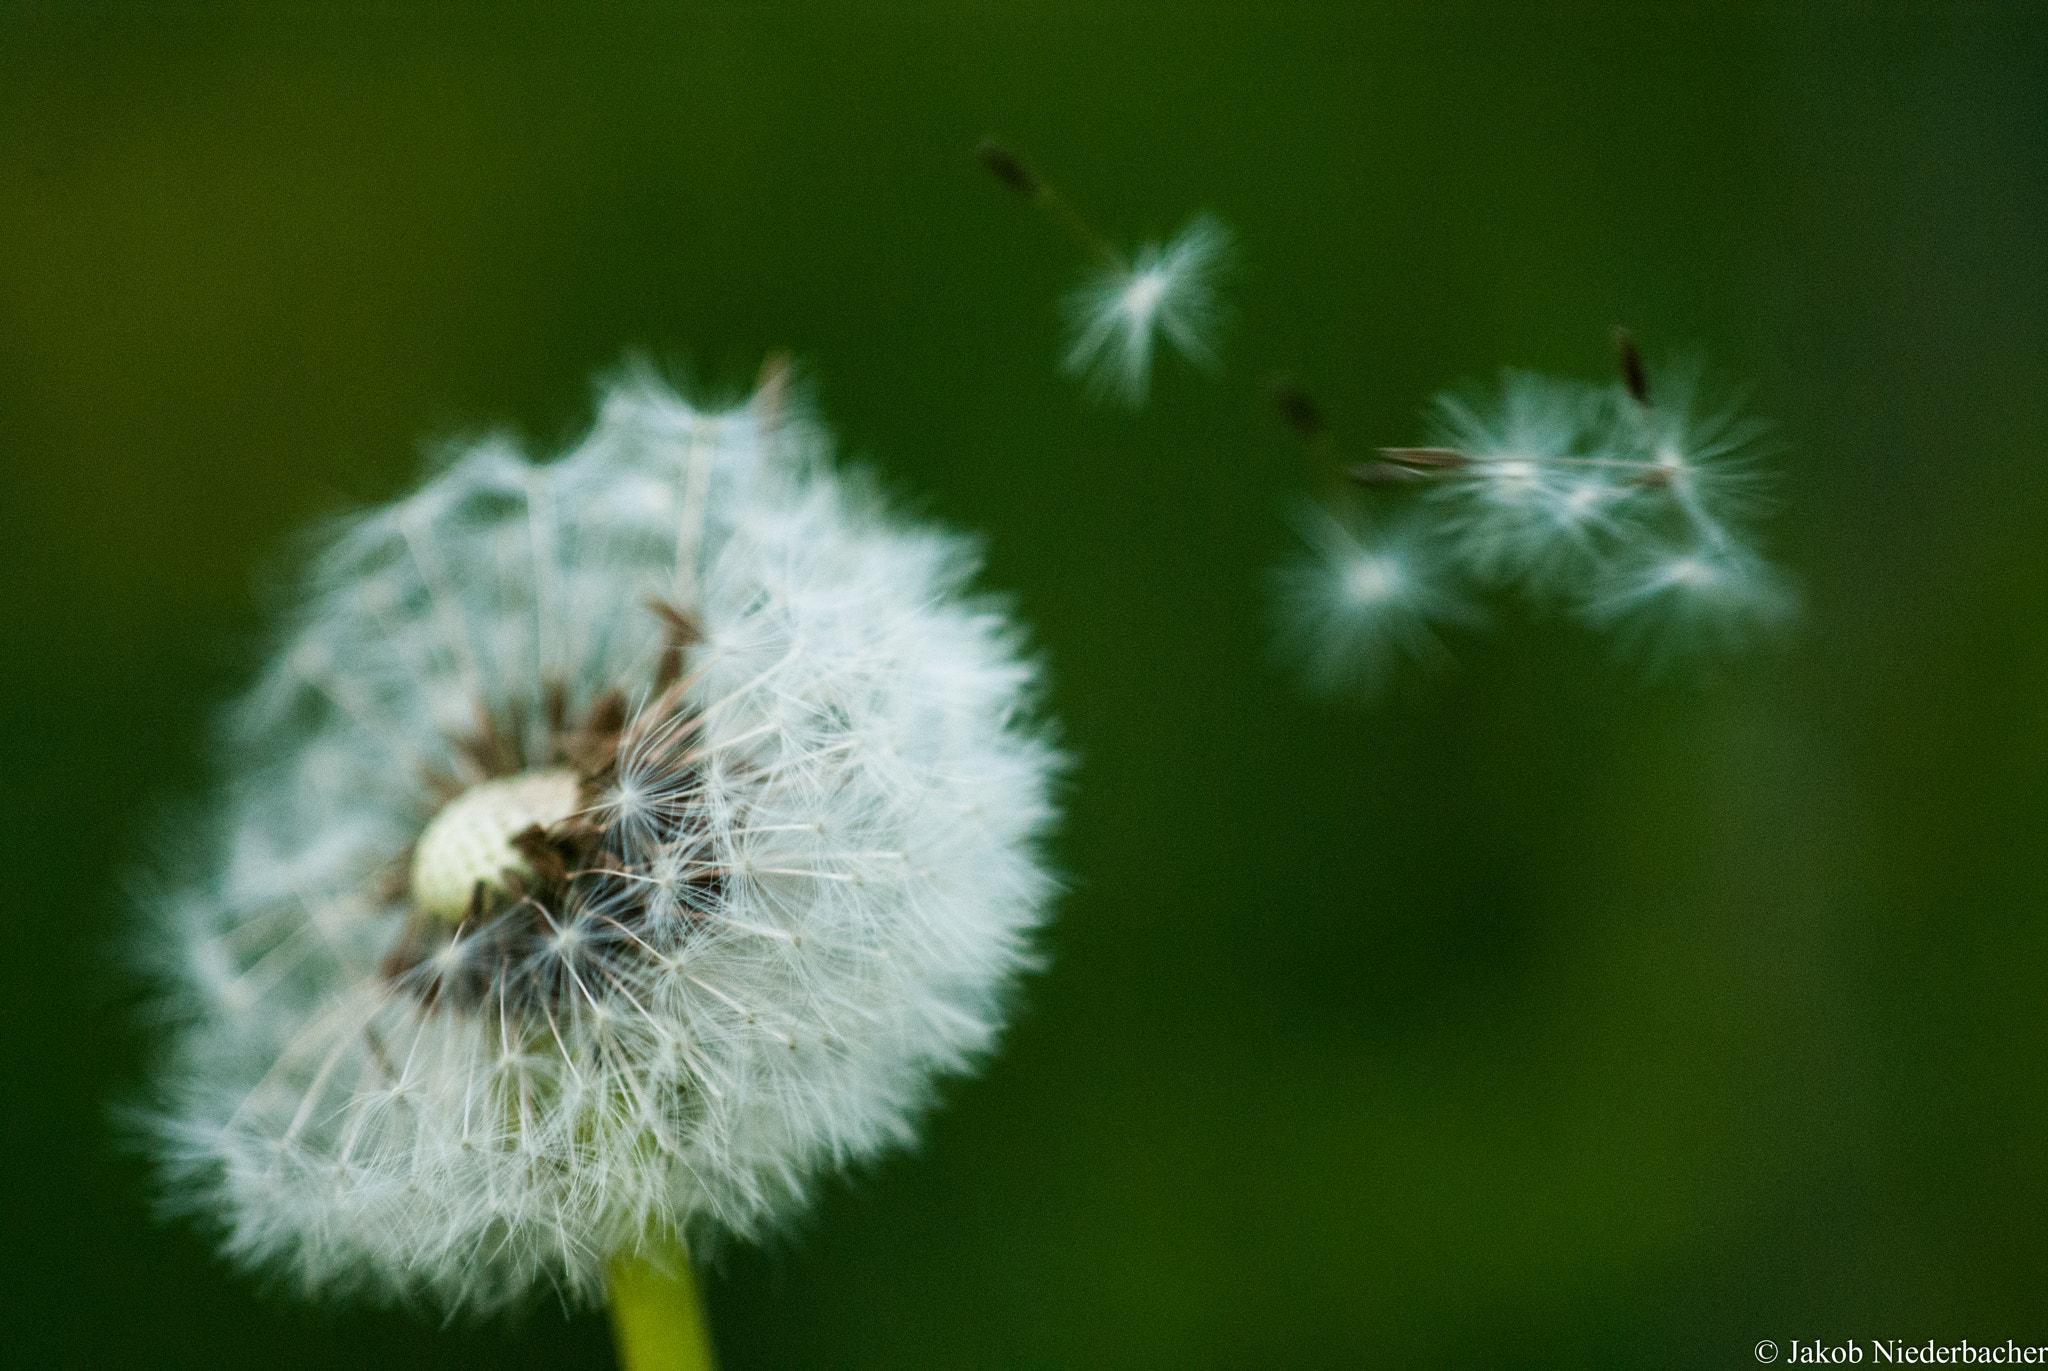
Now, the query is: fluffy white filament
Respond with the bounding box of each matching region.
[1271,503,1477,695]
[1060,214,1231,407]
[145,369,1061,1314]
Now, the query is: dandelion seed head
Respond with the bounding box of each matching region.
[144,366,1062,1314]
[410,769,581,922]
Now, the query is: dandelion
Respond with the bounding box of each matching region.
[1059,214,1231,406]
[142,362,1062,1357]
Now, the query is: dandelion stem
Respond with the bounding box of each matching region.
[607,1233,717,1371]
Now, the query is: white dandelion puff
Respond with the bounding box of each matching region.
[1272,501,1478,696]
[1060,213,1232,407]
[143,364,1063,1315]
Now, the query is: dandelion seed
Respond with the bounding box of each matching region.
[1426,370,1611,590]
[1609,359,1777,550]
[1061,214,1231,407]
[143,364,1063,1315]
[1272,502,1478,696]
[1267,344,1793,694]
[1582,539,1796,668]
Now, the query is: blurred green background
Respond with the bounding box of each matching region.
[3,5,2045,1367]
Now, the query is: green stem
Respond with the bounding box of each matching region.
[607,1232,717,1371]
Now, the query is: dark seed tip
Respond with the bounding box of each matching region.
[1267,373,1326,441]
[1613,325,1649,404]
[975,138,1039,196]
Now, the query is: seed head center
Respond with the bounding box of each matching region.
[411,769,581,923]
